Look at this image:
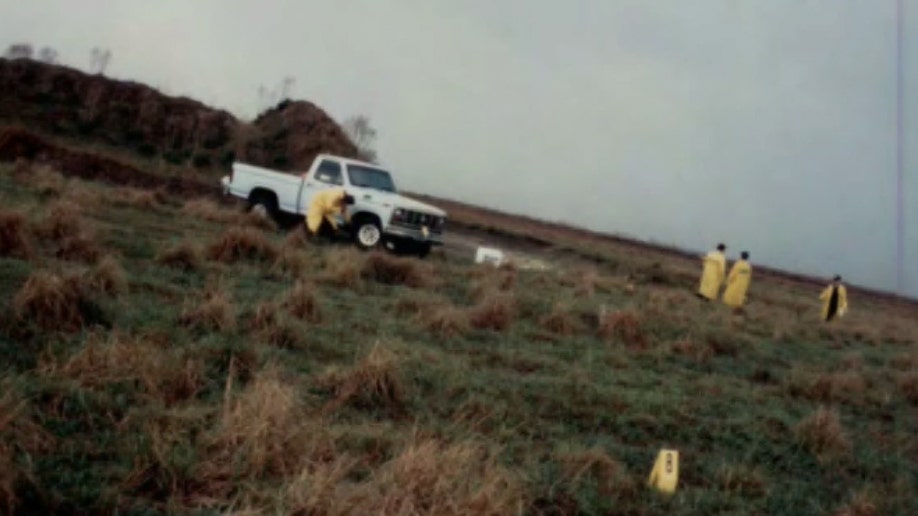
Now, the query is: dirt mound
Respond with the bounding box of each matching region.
[240,100,359,171]
[0,58,357,173]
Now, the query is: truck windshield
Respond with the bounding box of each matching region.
[347,165,397,192]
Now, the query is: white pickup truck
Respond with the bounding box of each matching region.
[220,154,447,256]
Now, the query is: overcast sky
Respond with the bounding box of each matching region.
[3,0,916,296]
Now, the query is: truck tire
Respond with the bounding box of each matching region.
[249,191,278,220]
[389,239,432,258]
[415,242,432,258]
[353,217,383,250]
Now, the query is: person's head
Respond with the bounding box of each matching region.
[716,243,726,252]
[740,251,749,260]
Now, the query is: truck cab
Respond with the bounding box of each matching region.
[221,154,447,256]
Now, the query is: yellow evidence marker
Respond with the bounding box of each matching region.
[647,449,679,494]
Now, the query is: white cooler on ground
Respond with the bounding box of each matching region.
[475,246,505,267]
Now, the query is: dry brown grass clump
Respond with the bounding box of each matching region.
[10,157,31,181]
[393,290,448,316]
[598,309,647,348]
[831,491,879,516]
[181,198,238,223]
[787,369,868,405]
[34,200,102,263]
[12,270,94,332]
[155,241,202,271]
[319,248,365,288]
[554,445,636,499]
[468,264,517,301]
[34,199,82,240]
[794,407,851,460]
[670,337,714,363]
[495,263,518,289]
[247,302,305,349]
[61,179,102,206]
[283,229,310,250]
[281,456,360,514]
[55,232,103,263]
[39,333,203,405]
[0,210,34,258]
[251,301,279,330]
[361,252,433,288]
[261,317,307,350]
[281,281,322,323]
[896,372,918,404]
[888,352,918,371]
[112,186,158,208]
[539,303,581,336]
[320,344,406,414]
[0,385,54,513]
[703,330,741,357]
[717,464,768,498]
[206,227,279,263]
[340,438,525,515]
[422,305,471,337]
[179,289,237,331]
[30,163,67,195]
[468,293,516,332]
[87,255,128,296]
[193,366,333,499]
[271,244,311,279]
[240,210,278,232]
[561,267,598,298]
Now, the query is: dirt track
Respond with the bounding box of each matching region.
[442,229,552,271]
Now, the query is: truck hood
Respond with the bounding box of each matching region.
[352,189,447,217]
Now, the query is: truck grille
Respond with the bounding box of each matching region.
[393,210,444,232]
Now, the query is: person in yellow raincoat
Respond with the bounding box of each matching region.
[305,188,354,239]
[820,275,848,322]
[722,251,752,308]
[697,243,727,301]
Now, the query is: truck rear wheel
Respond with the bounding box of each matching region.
[249,191,278,220]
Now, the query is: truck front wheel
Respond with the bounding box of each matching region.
[414,242,432,258]
[353,219,382,250]
[390,239,432,258]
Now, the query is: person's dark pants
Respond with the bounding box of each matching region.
[825,287,839,321]
[307,218,337,243]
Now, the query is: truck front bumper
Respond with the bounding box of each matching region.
[384,225,445,246]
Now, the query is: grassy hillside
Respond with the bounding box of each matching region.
[1,161,916,514]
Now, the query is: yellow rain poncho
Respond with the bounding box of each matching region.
[722,259,752,308]
[820,283,848,321]
[306,188,347,235]
[697,249,726,300]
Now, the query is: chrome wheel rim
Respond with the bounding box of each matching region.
[358,224,381,247]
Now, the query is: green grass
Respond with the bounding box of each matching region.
[1,164,916,515]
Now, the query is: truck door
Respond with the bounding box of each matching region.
[297,158,346,214]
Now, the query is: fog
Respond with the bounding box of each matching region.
[3,0,915,295]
